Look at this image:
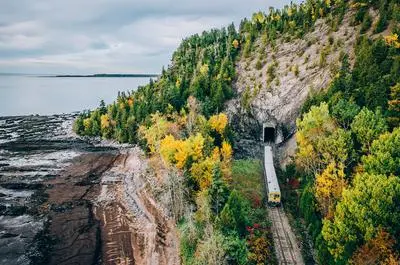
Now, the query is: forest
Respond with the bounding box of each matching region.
[74,0,400,264]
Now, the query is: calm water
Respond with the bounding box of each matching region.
[0,75,150,116]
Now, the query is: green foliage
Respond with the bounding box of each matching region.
[322,173,400,263]
[72,1,400,264]
[295,26,400,262]
[296,102,353,175]
[293,64,300,77]
[75,23,239,142]
[179,217,201,265]
[331,98,361,129]
[360,13,372,34]
[266,61,278,84]
[223,234,248,265]
[209,166,230,215]
[351,107,388,152]
[362,127,400,176]
[255,60,262,70]
[219,190,250,237]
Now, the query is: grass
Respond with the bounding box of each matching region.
[231,159,264,204]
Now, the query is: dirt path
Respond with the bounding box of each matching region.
[268,207,304,265]
[95,148,180,265]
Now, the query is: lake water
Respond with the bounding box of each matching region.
[0,75,150,116]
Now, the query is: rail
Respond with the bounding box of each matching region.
[264,145,304,265]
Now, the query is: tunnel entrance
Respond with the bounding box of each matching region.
[263,124,276,143]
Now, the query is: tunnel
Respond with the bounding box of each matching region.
[263,123,276,143]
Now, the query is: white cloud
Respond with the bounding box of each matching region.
[0,0,296,74]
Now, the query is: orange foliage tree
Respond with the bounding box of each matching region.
[350,230,399,265]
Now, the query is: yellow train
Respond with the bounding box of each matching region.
[264,145,281,206]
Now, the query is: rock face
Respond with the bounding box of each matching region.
[226,12,358,159]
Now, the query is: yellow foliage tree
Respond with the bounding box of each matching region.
[127,98,134,107]
[209,113,228,135]
[191,157,216,190]
[211,147,220,161]
[296,103,351,175]
[159,134,179,166]
[83,118,92,133]
[199,64,209,75]
[220,141,232,162]
[174,140,191,169]
[160,133,205,169]
[315,162,347,218]
[190,133,205,161]
[220,141,233,181]
[138,113,172,154]
[232,39,239,49]
[100,114,110,129]
[385,34,400,49]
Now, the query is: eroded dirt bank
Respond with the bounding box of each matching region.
[94,148,179,265]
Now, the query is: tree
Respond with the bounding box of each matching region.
[362,127,400,176]
[99,99,107,115]
[296,103,352,175]
[223,233,248,265]
[73,116,84,134]
[387,83,400,128]
[209,113,228,135]
[138,113,174,154]
[331,99,360,129]
[191,157,216,190]
[350,229,399,265]
[209,166,229,215]
[83,118,93,136]
[219,190,250,237]
[322,173,400,263]
[315,162,347,218]
[351,107,388,152]
[194,226,226,265]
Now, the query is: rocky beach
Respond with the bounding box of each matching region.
[0,115,178,265]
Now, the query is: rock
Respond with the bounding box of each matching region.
[226,11,358,161]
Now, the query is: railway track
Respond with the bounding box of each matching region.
[268,206,304,265]
[263,144,304,265]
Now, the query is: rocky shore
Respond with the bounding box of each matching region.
[0,115,178,265]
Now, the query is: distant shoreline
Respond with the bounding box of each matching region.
[49,73,159,78]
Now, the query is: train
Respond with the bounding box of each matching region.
[264,145,281,206]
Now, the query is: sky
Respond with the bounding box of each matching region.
[0,0,295,74]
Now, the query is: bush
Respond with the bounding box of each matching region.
[255,60,263,70]
[360,13,372,34]
[293,65,300,77]
[374,14,388,33]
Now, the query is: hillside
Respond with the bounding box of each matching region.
[73,1,400,264]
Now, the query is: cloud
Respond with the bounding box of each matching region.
[0,0,295,74]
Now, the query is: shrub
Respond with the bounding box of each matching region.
[255,60,262,70]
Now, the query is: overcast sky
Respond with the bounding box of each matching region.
[0,0,294,74]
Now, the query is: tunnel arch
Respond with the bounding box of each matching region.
[263,123,276,143]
